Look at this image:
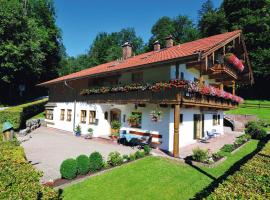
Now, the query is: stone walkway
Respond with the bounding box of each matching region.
[179,131,243,158]
[21,127,137,183]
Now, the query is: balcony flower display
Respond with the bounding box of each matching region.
[224,53,244,72]
[80,79,244,104]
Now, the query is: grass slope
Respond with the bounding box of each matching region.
[226,100,270,123]
[63,140,259,200]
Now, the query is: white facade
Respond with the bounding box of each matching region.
[45,62,225,153]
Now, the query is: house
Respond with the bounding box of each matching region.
[38,30,253,157]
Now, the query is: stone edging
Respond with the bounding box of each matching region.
[53,156,149,190]
[231,141,249,154]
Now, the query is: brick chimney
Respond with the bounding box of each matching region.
[122,42,132,60]
[165,35,174,48]
[153,40,161,51]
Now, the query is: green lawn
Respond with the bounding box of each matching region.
[63,140,259,200]
[226,100,270,124]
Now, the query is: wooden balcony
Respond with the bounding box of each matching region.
[79,88,238,110]
[203,64,238,81]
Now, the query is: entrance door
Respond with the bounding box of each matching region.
[110,108,121,123]
[194,114,204,139]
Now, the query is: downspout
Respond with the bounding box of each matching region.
[64,81,76,131]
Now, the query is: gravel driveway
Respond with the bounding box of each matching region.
[21,127,136,182]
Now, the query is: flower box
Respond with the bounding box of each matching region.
[224,53,244,72]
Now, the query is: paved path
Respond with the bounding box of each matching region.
[179,131,243,158]
[21,127,137,183]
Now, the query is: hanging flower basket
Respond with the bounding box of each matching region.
[224,53,244,72]
[150,110,163,122]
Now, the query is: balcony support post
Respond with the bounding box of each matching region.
[173,93,180,157]
[232,81,236,95]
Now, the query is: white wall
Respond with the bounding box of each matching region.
[46,102,224,152]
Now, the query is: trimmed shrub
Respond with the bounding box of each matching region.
[60,158,78,179]
[245,121,268,140]
[220,144,234,153]
[122,154,129,162]
[0,99,47,130]
[143,145,151,155]
[129,153,136,161]
[207,141,270,199]
[0,140,57,199]
[89,152,103,172]
[76,155,90,175]
[107,151,123,166]
[192,147,208,162]
[135,150,145,159]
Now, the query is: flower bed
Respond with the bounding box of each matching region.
[48,146,152,188]
[207,140,270,199]
[80,80,244,103]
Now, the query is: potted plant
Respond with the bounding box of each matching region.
[85,128,93,139]
[127,114,141,127]
[149,110,163,122]
[111,120,121,140]
[74,125,81,136]
[224,53,244,72]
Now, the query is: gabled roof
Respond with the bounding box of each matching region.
[39,30,242,86]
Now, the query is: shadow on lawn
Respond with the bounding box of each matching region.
[186,136,269,200]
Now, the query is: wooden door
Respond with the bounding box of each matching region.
[194,114,204,139]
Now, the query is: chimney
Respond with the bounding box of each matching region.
[122,42,132,60]
[165,35,174,48]
[153,40,161,51]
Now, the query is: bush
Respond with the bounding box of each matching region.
[76,155,90,175]
[192,147,208,162]
[0,99,47,130]
[0,140,57,199]
[208,140,270,199]
[122,154,129,162]
[129,153,136,161]
[143,145,151,155]
[107,151,123,166]
[245,121,268,140]
[135,150,145,159]
[212,151,223,160]
[60,158,78,179]
[89,152,104,172]
[220,144,234,152]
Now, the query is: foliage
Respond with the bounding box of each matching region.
[60,158,78,180]
[129,153,136,161]
[208,140,270,199]
[76,155,90,175]
[62,140,259,200]
[89,152,104,172]
[211,151,223,161]
[0,98,47,130]
[220,144,234,153]
[135,150,145,159]
[75,125,81,133]
[148,15,200,49]
[192,147,209,162]
[143,145,151,155]
[111,120,121,130]
[107,151,123,166]
[0,140,57,199]
[0,0,62,103]
[245,121,267,140]
[122,154,129,162]
[87,128,93,133]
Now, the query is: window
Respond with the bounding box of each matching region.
[130,111,142,128]
[213,114,218,126]
[123,114,126,123]
[60,109,65,121]
[67,109,72,121]
[131,72,143,83]
[217,114,221,125]
[89,111,96,124]
[180,72,184,80]
[80,110,87,123]
[180,114,183,124]
[104,111,108,120]
[45,109,53,120]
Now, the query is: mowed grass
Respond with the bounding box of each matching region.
[226,100,270,124]
[63,140,259,200]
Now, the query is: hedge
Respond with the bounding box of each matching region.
[0,98,47,130]
[207,140,270,199]
[0,140,58,199]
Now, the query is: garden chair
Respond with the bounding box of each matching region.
[139,135,153,149]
